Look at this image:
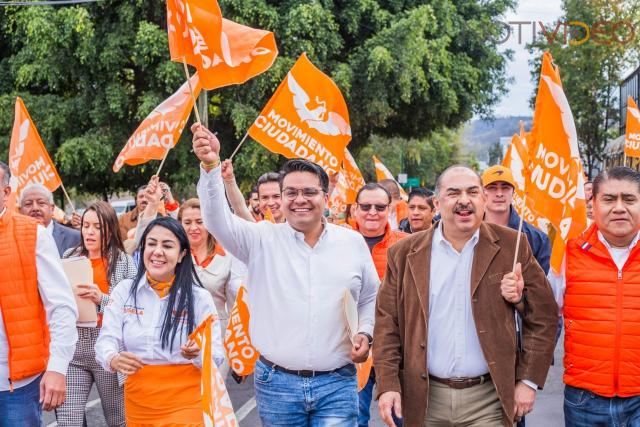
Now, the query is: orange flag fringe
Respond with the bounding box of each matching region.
[624,96,640,158]
[224,286,260,376]
[248,53,351,175]
[189,315,238,427]
[113,74,201,172]
[527,52,587,272]
[8,97,62,210]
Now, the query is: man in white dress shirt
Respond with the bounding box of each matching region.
[0,161,78,426]
[192,125,379,426]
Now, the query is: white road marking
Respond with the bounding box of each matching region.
[236,396,257,421]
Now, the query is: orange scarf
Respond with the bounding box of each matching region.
[146,273,175,298]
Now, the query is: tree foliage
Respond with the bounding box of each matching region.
[528,0,640,177]
[0,0,514,200]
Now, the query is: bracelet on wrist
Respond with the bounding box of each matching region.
[201,159,220,169]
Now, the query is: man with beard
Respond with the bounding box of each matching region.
[19,183,80,257]
[117,184,148,239]
[193,125,379,426]
[375,165,558,427]
[248,186,262,221]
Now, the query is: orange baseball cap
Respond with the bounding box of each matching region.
[481,165,515,188]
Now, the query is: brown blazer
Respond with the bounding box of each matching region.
[373,222,558,426]
[118,206,140,241]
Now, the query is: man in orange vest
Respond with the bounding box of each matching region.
[353,182,408,426]
[563,166,640,426]
[0,161,78,426]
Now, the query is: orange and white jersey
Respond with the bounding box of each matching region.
[96,276,224,371]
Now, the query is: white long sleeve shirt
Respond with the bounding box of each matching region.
[95,276,225,372]
[0,210,78,391]
[197,166,379,371]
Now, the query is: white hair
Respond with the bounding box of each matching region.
[19,183,54,206]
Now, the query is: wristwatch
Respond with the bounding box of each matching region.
[359,332,374,345]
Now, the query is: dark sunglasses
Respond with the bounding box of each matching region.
[357,203,389,212]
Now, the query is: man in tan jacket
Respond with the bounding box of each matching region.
[374,165,558,427]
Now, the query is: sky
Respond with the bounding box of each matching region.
[492,0,564,117]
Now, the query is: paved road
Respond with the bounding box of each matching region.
[43,341,565,427]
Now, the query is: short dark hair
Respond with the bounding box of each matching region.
[0,161,10,186]
[593,167,640,198]
[256,172,280,196]
[278,159,329,193]
[435,165,482,196]
[136,184,148,195]
[356,183,391,204]
[408,188,435,209]
[250,185,258,197]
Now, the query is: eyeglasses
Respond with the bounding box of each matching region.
[357,203,389,212]
[282,187,324,200]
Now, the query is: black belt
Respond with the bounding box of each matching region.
[429,373,492,389]
[259,356,352,378]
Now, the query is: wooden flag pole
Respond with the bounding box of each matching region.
[229,132,250,161]
[624,152,628,167]
[59,183,76,213]
[156,58,202,177]
[512,210,525,271]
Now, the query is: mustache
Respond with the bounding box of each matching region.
[454,204,475,214]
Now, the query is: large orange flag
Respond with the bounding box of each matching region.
[224,286,259,376]
[624,96,640,158]
[343,149,366,204]
[372,155,408,201]
[8,97,62,208]
[248,53,351,175]
[527,52,587,272]
[167,0,277,90]
[113,74,201,172]
[328,172,350,222]
[189,315,238,426]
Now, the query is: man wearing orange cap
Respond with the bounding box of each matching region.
[482,165,550,274]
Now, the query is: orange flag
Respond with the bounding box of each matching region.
[8,97,62,209]
[113,74,201,172]
[328,172,349,223]
[248,53,351,175]
[343,149,366,204]
[624,96,640,158]
[224,286,259,376]
[167,0,277,90]
[372,155,408,201]
[263,207,276,224]
[189,315,238,427]
[527,52,587,272]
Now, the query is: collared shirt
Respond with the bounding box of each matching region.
[0,208,78,391]
[45,219,54,237]
[197,166,379,371]
[597,231,640,271]
[95,276,225,372]
[427,223,488,378]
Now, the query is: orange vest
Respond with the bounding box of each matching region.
[564,224,640,397]
[0,210,49,382]
[370,225,408,279]
[395,200,408,224]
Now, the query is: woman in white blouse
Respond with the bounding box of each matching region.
[95,215,224,426]
[178,198,236,336]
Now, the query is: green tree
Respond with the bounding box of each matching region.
[0,0,515,200]
[528,0,640,177]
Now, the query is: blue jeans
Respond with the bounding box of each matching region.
[0,375,42,427]
[564,385,640,427]
[254,359,358,426]
[358,376,375,427]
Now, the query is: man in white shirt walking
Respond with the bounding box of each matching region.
[0,161,78,427]
[192,125,379,426]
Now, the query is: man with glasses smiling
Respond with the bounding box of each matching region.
[353,182,408,427]
[192,125,379,426]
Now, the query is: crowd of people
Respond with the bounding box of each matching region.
[1,122,639,427]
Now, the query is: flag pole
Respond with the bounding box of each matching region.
[229,132,250,160]
[512,212,525,271]
[59,183,76,213]
[156,58,202,177]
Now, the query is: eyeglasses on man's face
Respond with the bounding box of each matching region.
[282,187,324,200]
[357,203,389,213]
